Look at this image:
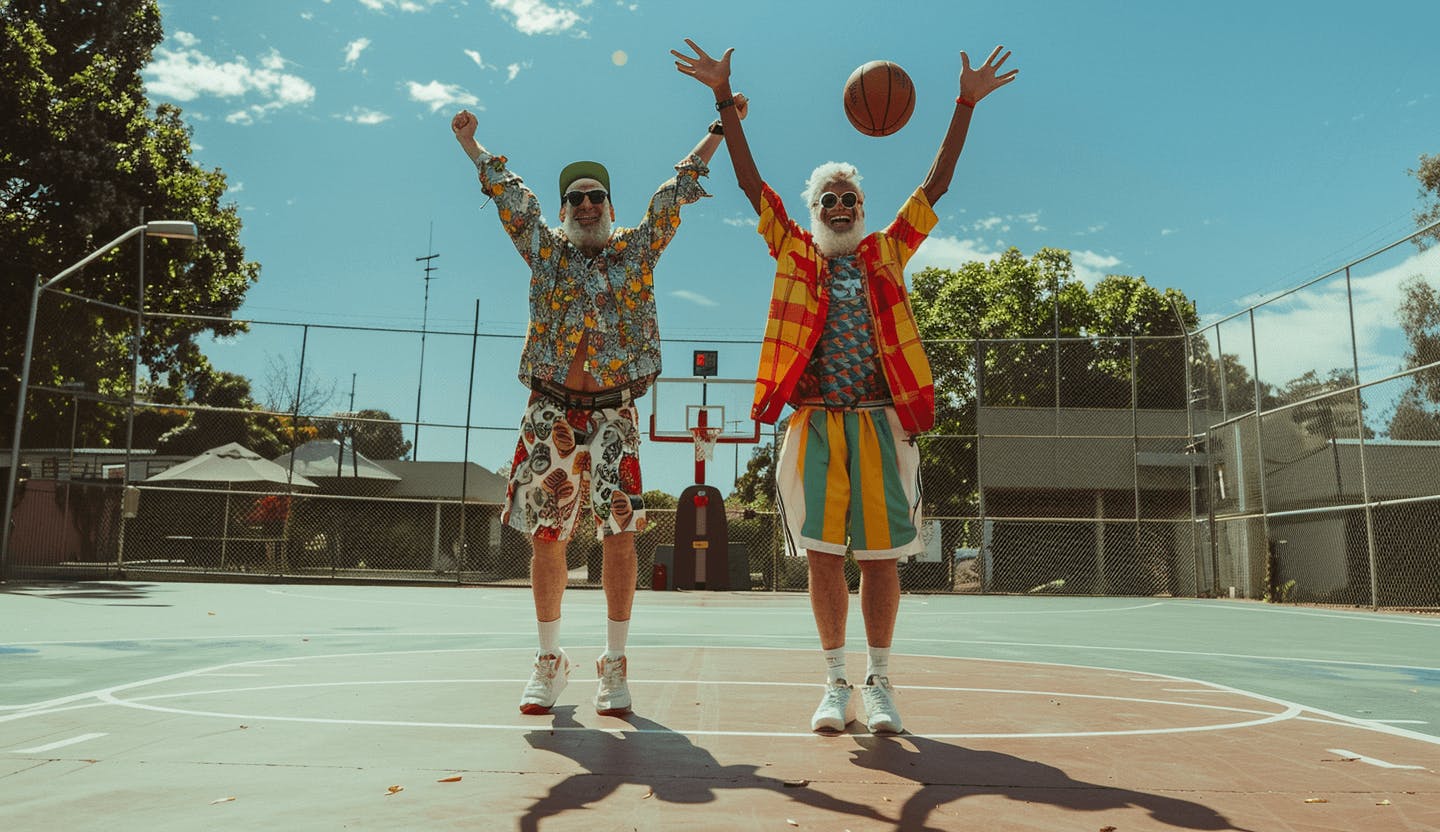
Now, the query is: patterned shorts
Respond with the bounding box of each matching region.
[775,405,922,560]
[502,392,647,542]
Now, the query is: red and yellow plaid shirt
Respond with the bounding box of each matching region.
[752,183,937,434]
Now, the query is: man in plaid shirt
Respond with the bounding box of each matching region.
[675,39,1017,734]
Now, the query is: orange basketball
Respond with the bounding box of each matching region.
[843,61,915,137]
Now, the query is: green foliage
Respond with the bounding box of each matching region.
[730,440,777,510]
[1,1,258,446]
[1410,153,1440,250]
[1387,276,1440,439]
[315,409,413,461]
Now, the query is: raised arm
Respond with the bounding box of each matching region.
[673,39,763,215]
[451,109,486,162]
[920,45,1019,206]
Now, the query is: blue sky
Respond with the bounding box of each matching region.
[140,0,1439,495]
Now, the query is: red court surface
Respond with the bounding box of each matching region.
[2,582,1437,830]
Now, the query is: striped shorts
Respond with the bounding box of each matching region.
[775,405,923,560]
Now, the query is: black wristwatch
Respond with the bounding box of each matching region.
[708,119,724,136]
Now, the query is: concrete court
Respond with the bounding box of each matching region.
[1,580,1438,831]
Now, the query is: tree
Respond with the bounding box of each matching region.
[1410,153,1440,250]
[152,371,286,457]
[316,409,413,461]
[1387,275,1440,439]
[1,1,258,446]
[909,247,1198,520]
[730,440,777,510]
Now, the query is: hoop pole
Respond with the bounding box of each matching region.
[695,408,707,485]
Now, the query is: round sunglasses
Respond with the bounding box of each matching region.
[818,191,860,210]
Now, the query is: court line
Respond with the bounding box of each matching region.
[1326,748,1427,770]
[8,733,107,753]
[6,642,1437,747]
[1174,599,1440,627]
[97,671,1302,740]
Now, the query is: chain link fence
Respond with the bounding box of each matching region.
[6,226,1439,609]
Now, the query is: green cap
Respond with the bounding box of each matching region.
[559,160,610,196]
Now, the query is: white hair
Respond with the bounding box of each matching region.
[801,162,863,211]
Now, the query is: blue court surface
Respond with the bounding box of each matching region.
[2,582,1437,831]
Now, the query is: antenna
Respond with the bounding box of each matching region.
[413,222,440,460]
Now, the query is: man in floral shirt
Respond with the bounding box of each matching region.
[451,103,741,717]
[675,39,1016,735]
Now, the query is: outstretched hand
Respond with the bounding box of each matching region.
[672,38,732,90]
[959,46,1019,104]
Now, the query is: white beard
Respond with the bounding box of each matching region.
[810,216,867,258]
[561,212,613,251]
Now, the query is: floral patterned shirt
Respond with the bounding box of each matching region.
[472,150,710,390]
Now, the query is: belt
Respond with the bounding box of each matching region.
[531,377,637,410]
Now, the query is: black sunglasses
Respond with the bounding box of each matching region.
[818,191,859,210]
[564,189,609,207]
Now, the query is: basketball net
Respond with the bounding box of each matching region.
[691,426,722,462]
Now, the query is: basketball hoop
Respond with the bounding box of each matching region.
[691,426,723,462]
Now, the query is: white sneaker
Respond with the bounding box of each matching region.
[861,674,903,734]
[519,649,570,715]
[810,679,855,734]
[594,654,632,716]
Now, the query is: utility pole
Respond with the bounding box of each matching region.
[413,223,440,461]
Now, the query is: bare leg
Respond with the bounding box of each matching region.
[807,551,849,650]
[858,559,900,648]
[531,537,568,622]
[601,531,636,621]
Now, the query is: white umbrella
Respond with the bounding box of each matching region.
[146,442,318,564]
[271,439,401,481]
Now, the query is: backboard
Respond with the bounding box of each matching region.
[647,376,761,444]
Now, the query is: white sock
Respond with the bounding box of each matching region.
[537,618,561,655]
[866,646,890,683]
[823,646,848,685]
[605,618,630,658]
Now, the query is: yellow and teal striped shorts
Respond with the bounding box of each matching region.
[775,405,923,560]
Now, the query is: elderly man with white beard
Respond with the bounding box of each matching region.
[674,39,1017,734]
[451,103,742,718]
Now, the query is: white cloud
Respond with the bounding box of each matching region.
[974,216,1003,232]
[172,30,199,48]
[1161,228,1177,236]
[723,216,757,228]
[505,62,528,82]
[406,80,479,112]
[144,44,315,120]
[358,0,436,11]
[344,38,371,67]
[909,235,1122,289]
[1070,250,1123,286]
[343,107,391,125]
[465,49,493,70]
[670,289,718,307]
[489,0,583,35]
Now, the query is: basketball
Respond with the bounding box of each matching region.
[843,61,915,137]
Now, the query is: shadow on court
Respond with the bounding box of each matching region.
[0,580,170,605]
[845,735,1261,832]
[519,710,1259,832]
[520,708,892,831]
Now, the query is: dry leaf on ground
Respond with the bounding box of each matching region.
[386,785,404,796]
[210,797,236,805]
[437,776,462,783]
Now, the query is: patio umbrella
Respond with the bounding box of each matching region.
[146,442,318,564]
[271,439,401,482]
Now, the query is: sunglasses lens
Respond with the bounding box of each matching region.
[565,192,582,206]
[587,190,607,205]
[820,193,837,209]
[841,192,857,208]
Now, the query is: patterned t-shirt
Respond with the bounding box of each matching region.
[792,254,892,408]
[472,150,710,391]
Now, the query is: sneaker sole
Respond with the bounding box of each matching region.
[519,703,555,715]
[596,705,632,717]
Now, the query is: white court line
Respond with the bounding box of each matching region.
[99,674,1301,740]
[9,733,107,753]
[1175,600,1440,627]
[1327,748,1427,770]
[5,643,1438,747]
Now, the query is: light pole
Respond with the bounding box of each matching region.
[2,220,198,580]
